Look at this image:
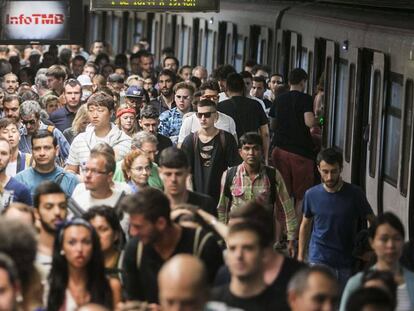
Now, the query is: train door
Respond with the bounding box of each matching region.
[401,67,414,240]
[321,40,338,147]
[364,52,387,214]
[342,48,360,183]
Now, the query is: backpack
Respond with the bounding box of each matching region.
[135,226,214,269]
[223,165,277,208]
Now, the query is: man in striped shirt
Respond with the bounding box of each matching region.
[65,91,131,174]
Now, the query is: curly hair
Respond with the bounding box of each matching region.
[121,149,152,181]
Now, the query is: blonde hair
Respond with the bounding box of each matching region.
[71,104,89,135]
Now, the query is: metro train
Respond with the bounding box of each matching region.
[84,0,414,239]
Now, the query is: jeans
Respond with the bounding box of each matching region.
[310,262,352,293]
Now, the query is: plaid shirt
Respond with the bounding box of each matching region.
[217,163,298,240]
[158,107,183,145]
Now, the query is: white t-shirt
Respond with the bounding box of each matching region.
[6,161,17,177]
[72,188,126,211]
[178,112,238,144]
[396,283,411,311]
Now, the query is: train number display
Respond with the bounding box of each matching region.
[90,0,220,12]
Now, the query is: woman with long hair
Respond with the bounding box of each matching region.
[63,105,89,144]
[340,212,414,311]
[82,206,125,279]
[47,218,119,311]
[115,106,138,137]
[121,149,152,193]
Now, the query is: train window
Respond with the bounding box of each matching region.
[324,57,332,147]
[206,30,216,73]
[226,33,231,64]
[345,64,356,162]
[290,46,296,71]
[182,26,191,66]
[400,79,413,196]
[333,60,348,151]
[276,42,281,72]
[111,15,120,53]
[383,73,403,186]
[135,19,144,44]
[301,47,308,71]
[369,70,381,178]
[307,51,313,94]
[234,35,244,72]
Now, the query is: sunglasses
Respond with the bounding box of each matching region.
[22,119,37,126]
[196,111,215,119]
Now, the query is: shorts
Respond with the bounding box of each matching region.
[272,147,314,201]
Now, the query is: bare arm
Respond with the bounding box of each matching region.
[65,164,79,175]
[298,216,313,262]
[259,124,270,165]
[304,112,318,128]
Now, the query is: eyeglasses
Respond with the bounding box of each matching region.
[196,111,215,119]
[82,167,107,176]
[131,165,152,172]
[22,119,37,126]
[175,95,190,100]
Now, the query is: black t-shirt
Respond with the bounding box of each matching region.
[156,133,173,163]
[123,227,223,303]
[217,96,268,139]
[181,131,241,205]
[187,190,217,217]
[214,257,306,311]
[273,90,315,159]
[210,285,279,311]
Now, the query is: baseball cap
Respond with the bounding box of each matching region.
[126,85,145,98]
[77,74,93,86]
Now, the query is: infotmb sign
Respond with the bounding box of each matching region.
[0,0,83,44]
[90,0,220,12]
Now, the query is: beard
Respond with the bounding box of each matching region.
[160,88,173,97]
[40,218,57,234]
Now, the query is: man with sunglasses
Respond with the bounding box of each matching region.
[181,99,240,205]
[159,82,195,145]
[177,80,237,147]
[19,100,70,163]
[49,79,82,133]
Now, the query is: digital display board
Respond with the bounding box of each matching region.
[0,0,83,44]
[90,0,219,12]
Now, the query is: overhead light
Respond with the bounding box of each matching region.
[342,40,349,51]
[209,17,214,24]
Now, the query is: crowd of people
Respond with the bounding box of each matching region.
[0,41,411,311]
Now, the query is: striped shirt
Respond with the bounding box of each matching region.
[66,124,131,167]
[217,163,297,240]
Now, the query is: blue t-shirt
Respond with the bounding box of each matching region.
[3,177,33,208]
[302,182,373,268]
[15,166,79,198]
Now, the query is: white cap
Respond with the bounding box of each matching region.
[77,74,93,86]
